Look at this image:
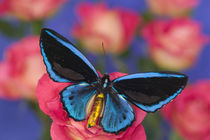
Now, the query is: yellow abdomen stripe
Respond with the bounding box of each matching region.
[87,93,104,128]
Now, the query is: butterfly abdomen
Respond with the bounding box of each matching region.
[87,92,104,128]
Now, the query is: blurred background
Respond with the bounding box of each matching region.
[0,0,210,140]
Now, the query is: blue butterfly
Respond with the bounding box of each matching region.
[40,28,188,134]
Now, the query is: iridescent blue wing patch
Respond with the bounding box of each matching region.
[60,82,97,121]
[100,89,135,134]
[40,28,99,83]
[112,72,188,112]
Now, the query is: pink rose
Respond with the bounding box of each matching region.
[37,72,147,140]
[0,36,45,100]
[162,80,210,140]
[72,3,140,54]
[0,1,7,15]
[0,0,66,21]
[142,19,207,71]
[146,0,199,17]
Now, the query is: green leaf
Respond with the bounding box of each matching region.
[141,11,154,23]
[138,11,154,36]
[112,55,128,73]
[142,112,162,140]
[170,131,185,140]
[118,47,131,59]
[138,57,160,72]
[31,20,44,35]
[0,20,26,38]
[96,56,105,74]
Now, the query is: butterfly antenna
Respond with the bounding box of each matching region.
[102,42,106,57]
[101,42,106,73]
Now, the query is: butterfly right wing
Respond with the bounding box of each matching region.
[40,28,99,83]
[100,89,135,134]
[112,72,188,112]
[60,82,97,121]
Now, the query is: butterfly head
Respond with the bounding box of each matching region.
[101,73,111,90]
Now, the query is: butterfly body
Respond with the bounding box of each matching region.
[40,28,188,134]
[87,92,104,128]
[79,74,120,129]
[86,74,111,128]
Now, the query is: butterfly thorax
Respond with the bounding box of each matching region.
[100,74,111,91]
[87,74,111,128]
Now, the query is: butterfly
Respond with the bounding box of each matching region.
[40,28,188,134]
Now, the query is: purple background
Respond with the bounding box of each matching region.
[0,0,210,139]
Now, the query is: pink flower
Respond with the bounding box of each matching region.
[146,0,199,17]
[142,19,207,71]
[37,72,147,140]
[72,3,140,54]
[162,80,210,140]
[0,36,45,100]
[0,0,66,21]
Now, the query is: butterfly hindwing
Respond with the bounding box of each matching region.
[40,28,99,83]
[112,72,188,112]
[100,89,135,134]
[60,82,97,121]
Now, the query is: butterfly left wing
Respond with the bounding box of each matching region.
[40,28,99,83]
[60,82,97,121]
[112,72,188,112]
[100,90,135,134]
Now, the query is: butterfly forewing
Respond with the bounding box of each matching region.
[40,28,99,83]
[112,72,188,112]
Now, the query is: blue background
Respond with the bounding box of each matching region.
[0,0,210,139]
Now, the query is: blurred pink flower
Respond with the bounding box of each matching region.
[37,72,147,140]
[72,3,140,54]
[0,36,45,100]
[146,0,199,17]
[142,19,207,71]
[0,1,7,15]
[162,80,210,140]
[0,0,66,21]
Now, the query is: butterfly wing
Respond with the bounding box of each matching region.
[112,72,188,112]
[100,89,135,134]
[60,82,97,121]
[40,28,99,83]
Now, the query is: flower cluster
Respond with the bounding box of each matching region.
[0,0,209,140]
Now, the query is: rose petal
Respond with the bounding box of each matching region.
[142,19,207,71]
[72,2,140,54]
[36,74,70,124]
[162,80,210,140]
[0,36,45,100]
[0,0,66,20]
